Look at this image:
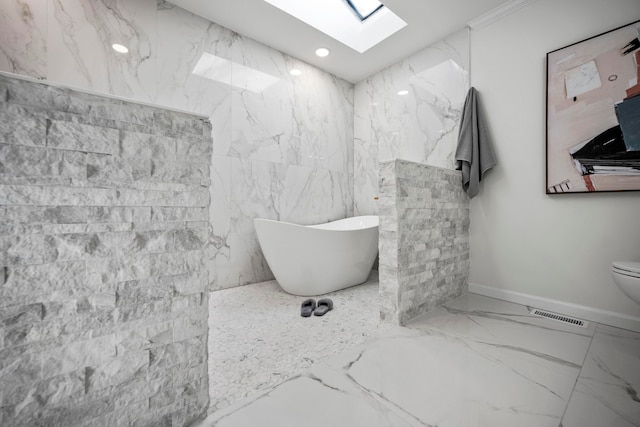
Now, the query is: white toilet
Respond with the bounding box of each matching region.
[612,261,640,305]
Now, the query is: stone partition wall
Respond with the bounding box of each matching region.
[378,159,470,324]
[0,74,211,426]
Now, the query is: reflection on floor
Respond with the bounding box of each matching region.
[203,288,640,427]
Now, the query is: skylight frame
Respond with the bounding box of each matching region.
[344,0,384,22]
[264,0,407,54]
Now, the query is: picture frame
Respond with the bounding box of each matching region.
[546,19,640,194]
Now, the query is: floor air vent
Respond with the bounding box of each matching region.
[529,309,588,328]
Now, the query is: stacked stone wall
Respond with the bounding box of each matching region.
[0,74,211,426]
[378,159,469,324]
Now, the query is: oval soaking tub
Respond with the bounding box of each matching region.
[253,215,379,296]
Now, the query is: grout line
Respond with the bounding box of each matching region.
[558,321,600,424]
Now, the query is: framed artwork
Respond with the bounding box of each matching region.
[546,20,640,194]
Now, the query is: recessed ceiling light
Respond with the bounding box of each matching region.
[315,47,330,57]
[112,43,128,53]
[290,68,302,76]
[397,90,409,96]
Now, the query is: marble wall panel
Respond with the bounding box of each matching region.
[289,63,354,174]
[228,35,353,173]
[354,29,469,217]
[228,37,297,164]
[47,0,157,102]
[207,155,232,288]
[155,1,233,144]
[0,0,47,79]
[354,83,378,215]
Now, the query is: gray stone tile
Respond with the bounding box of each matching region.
[153,110,207,137]
[116,299,172,324]
[0,184,118,206]
[121,131,176,160]
[86,350,150,393]
[90,100,156,127]
[169,270,208,296]
[116,277,173,306]
[42,334,117,377]
[176,135,213,163]
[0,261,87,306]
[0,303,44,328]
[150,250,205,276]
[174,227,208,251]
[2,77,91,115]
[47,120,119,155]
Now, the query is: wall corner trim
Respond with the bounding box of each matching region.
[467,0,536,30]
[469,282,640,332]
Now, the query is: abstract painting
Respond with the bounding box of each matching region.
[546,20,640,193]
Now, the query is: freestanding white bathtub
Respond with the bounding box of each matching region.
[253,215,379,296]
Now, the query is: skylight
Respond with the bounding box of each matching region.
[264,0,407,53]
[345,0,384,22]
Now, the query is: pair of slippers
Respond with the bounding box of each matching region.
[301,298,333,317]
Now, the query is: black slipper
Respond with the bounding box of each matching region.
[301,298,316,317]
[314,298,333,316]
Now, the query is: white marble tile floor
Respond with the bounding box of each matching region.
[203,291,640,427]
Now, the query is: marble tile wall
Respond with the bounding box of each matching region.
[0,74,211,426]
[0,0,354,291]
[354,29,469,216]
[378,160,470,324]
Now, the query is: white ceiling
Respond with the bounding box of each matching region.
[167,0,511,83]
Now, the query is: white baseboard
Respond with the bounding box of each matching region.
[469,283,640,332]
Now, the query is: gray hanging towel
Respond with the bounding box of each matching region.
[455,87,496,198]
